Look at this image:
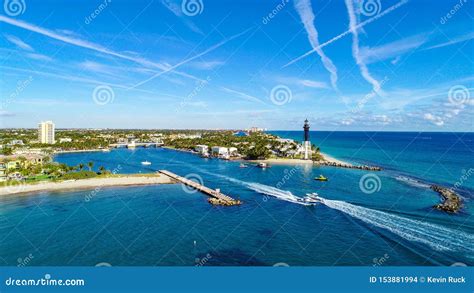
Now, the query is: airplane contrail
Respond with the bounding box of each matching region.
[293,0,339,91]
[283,0,409,68]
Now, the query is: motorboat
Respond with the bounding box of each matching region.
[239,163,248,168]
[303,192,322,204]
[257,162,268,168]
[315,175,328,181]
[141,161,152,165]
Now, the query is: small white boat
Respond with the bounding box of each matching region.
[257,162,268,168]
[102,148,111,152]
[141,161,152,165]
[303,193,322,204]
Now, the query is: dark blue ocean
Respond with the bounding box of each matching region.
[1,131,473,266]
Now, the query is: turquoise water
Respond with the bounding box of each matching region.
[1,132,473,266]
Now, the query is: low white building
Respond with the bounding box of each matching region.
[211,146,229,157]
[8,140,24,146]
[59,138,72,143]
[228,147,239,156]
[195,145,209,154]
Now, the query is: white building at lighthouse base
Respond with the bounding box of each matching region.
[303,140,311,160]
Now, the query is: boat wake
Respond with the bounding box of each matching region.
[318,197,474,253]
[395,175,431,189]
[213,173,313,206]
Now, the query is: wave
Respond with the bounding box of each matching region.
[211,172,313,206]
[319,197,474,253]
[189,166,473,253]
[395,175,431,189]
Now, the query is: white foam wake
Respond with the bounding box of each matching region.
[210,172,312,206]
[395,175,431,189]
[319,197,474,253]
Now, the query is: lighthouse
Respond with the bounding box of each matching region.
[303,119,311,160]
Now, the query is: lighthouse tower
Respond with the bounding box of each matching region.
[303,119,311,160]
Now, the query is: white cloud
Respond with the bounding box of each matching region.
[360,33,428,64]
[0,15,203,83]
[5,35,33,51]
[423,113,444,126]
[299,79,328,89]
[25,53,53,62]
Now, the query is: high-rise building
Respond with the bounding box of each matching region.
[38,121,55,144]
[303,119,311,160]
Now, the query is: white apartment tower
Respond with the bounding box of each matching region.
[38,121,55,144]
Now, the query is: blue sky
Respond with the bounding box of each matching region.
[0,0,473,131]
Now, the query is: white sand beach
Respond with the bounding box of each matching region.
[0,174,173,196]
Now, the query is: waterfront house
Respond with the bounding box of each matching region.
[211,146,229,158]
[228,147,239,156]
[0,163,6,181]
[195,145,209,155]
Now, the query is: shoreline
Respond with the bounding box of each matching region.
[54,149,105,154]
[0,174,174,196]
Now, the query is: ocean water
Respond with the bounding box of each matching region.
[0,131,473,266]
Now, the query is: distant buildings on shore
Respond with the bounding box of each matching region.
[38,121,55,144]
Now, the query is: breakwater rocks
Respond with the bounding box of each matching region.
[208,198,242,206]
[315,161,382,171]
[430,185,462,213]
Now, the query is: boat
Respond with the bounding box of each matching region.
[141,161,152,165]
[257,162,268,168]
[239,163,248,168]
[303,193,322,204]
[102,148,111,152]
[315,175,328,181]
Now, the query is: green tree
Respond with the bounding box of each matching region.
[87,161,94,171]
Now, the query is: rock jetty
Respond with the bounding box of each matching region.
[430,185,462,213]
[315,161,382,171]
[208,198,242,206]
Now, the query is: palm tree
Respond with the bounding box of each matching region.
[98,166,105,174]
[87,161,94,171]
[78,163,84,171]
